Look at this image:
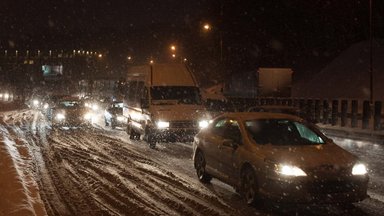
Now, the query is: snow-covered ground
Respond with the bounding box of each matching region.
[1,106,384,215]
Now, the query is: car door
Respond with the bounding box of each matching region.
[217,118,242,185]
[202,118,228,176]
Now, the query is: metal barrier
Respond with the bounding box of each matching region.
[225,97,383,131]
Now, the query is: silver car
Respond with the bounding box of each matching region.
[193,112,369,205]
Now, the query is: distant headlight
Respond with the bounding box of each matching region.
[84,112,93,120]
[198,120,209,128]
[92,104,99,111]
[116,115,125,122]
[56,113,65,120]
[156,121,169,129]
[33,99,39,106]
[352,163,367,175]
[276,164,307,177]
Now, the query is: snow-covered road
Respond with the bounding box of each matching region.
[1,109,384,216]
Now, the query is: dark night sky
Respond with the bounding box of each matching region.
[1,0,383,84]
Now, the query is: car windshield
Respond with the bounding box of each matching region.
[58,100,81,108]
[112,102,123,108]
[150,86,201,105]
[245,119,325,145]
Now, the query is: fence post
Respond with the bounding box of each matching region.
[351,100,358,128]
[307,99,314,122]
[315,99,321,123]
[374,101,382,131]
[341,100,348,127]
[287,98,293,106]
[331,100,338,126]
[323,100,329,124]
[362,100,370,129]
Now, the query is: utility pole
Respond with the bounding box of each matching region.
[369,0,373,104]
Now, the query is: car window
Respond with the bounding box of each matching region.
[245,119,325,145]
[212,118,241,142]
[223,120,242,143]
[293,122,324,143]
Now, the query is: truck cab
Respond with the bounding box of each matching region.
[123,63,210,148]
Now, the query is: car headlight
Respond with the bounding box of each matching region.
[92,104,99,111]
[33,99,39,107]
[116,115,125,122]
[198,120,209,128]
[156,121,169,129]
[56,113,65,120]
[84,112,93,120]
[352,163,367,175]
[276,164,307,177]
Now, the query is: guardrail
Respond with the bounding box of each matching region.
[207,97,383,131]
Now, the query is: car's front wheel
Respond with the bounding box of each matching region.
[194,151,212,183]
[241,166,259,205]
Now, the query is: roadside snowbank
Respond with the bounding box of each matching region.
[0,110,46,216]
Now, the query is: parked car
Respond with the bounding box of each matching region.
[104,101,126,129]
[193,112,368,205]
[51,97,95,127]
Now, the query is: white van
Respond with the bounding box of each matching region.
[123,63,210,148]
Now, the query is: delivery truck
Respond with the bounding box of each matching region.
[123,63,210,148]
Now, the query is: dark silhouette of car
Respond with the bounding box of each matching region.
[193,112,368,205]
[104,101,126,129]
[51,97,94,127]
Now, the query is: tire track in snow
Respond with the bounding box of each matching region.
[43,124,236,215]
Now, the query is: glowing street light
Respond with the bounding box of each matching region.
[171,54,176,58]
[170,45,176,51]
[127,56,132,60]
[203,23,211,31]
[150,60,154,64]
[98,54,103,58]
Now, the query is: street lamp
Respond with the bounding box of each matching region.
[203,23,211,31]
[202,23,223,62]
[369,0,373,103]
[170,45,176,51]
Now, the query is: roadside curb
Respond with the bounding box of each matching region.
[318,124,384,144]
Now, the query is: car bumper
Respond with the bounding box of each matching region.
[52,118,92,127]
[260,175,369,204]
[149,127,199,142]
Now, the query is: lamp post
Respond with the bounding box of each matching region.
[202,23,223,62]
[369,0,373,104]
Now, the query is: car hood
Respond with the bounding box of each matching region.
[261,142,357,169]
[150,104,209,121]
[55,107,89,115]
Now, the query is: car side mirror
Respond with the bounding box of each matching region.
[222,139,238,150]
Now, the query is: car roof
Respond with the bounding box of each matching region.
[217,112,303,122]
